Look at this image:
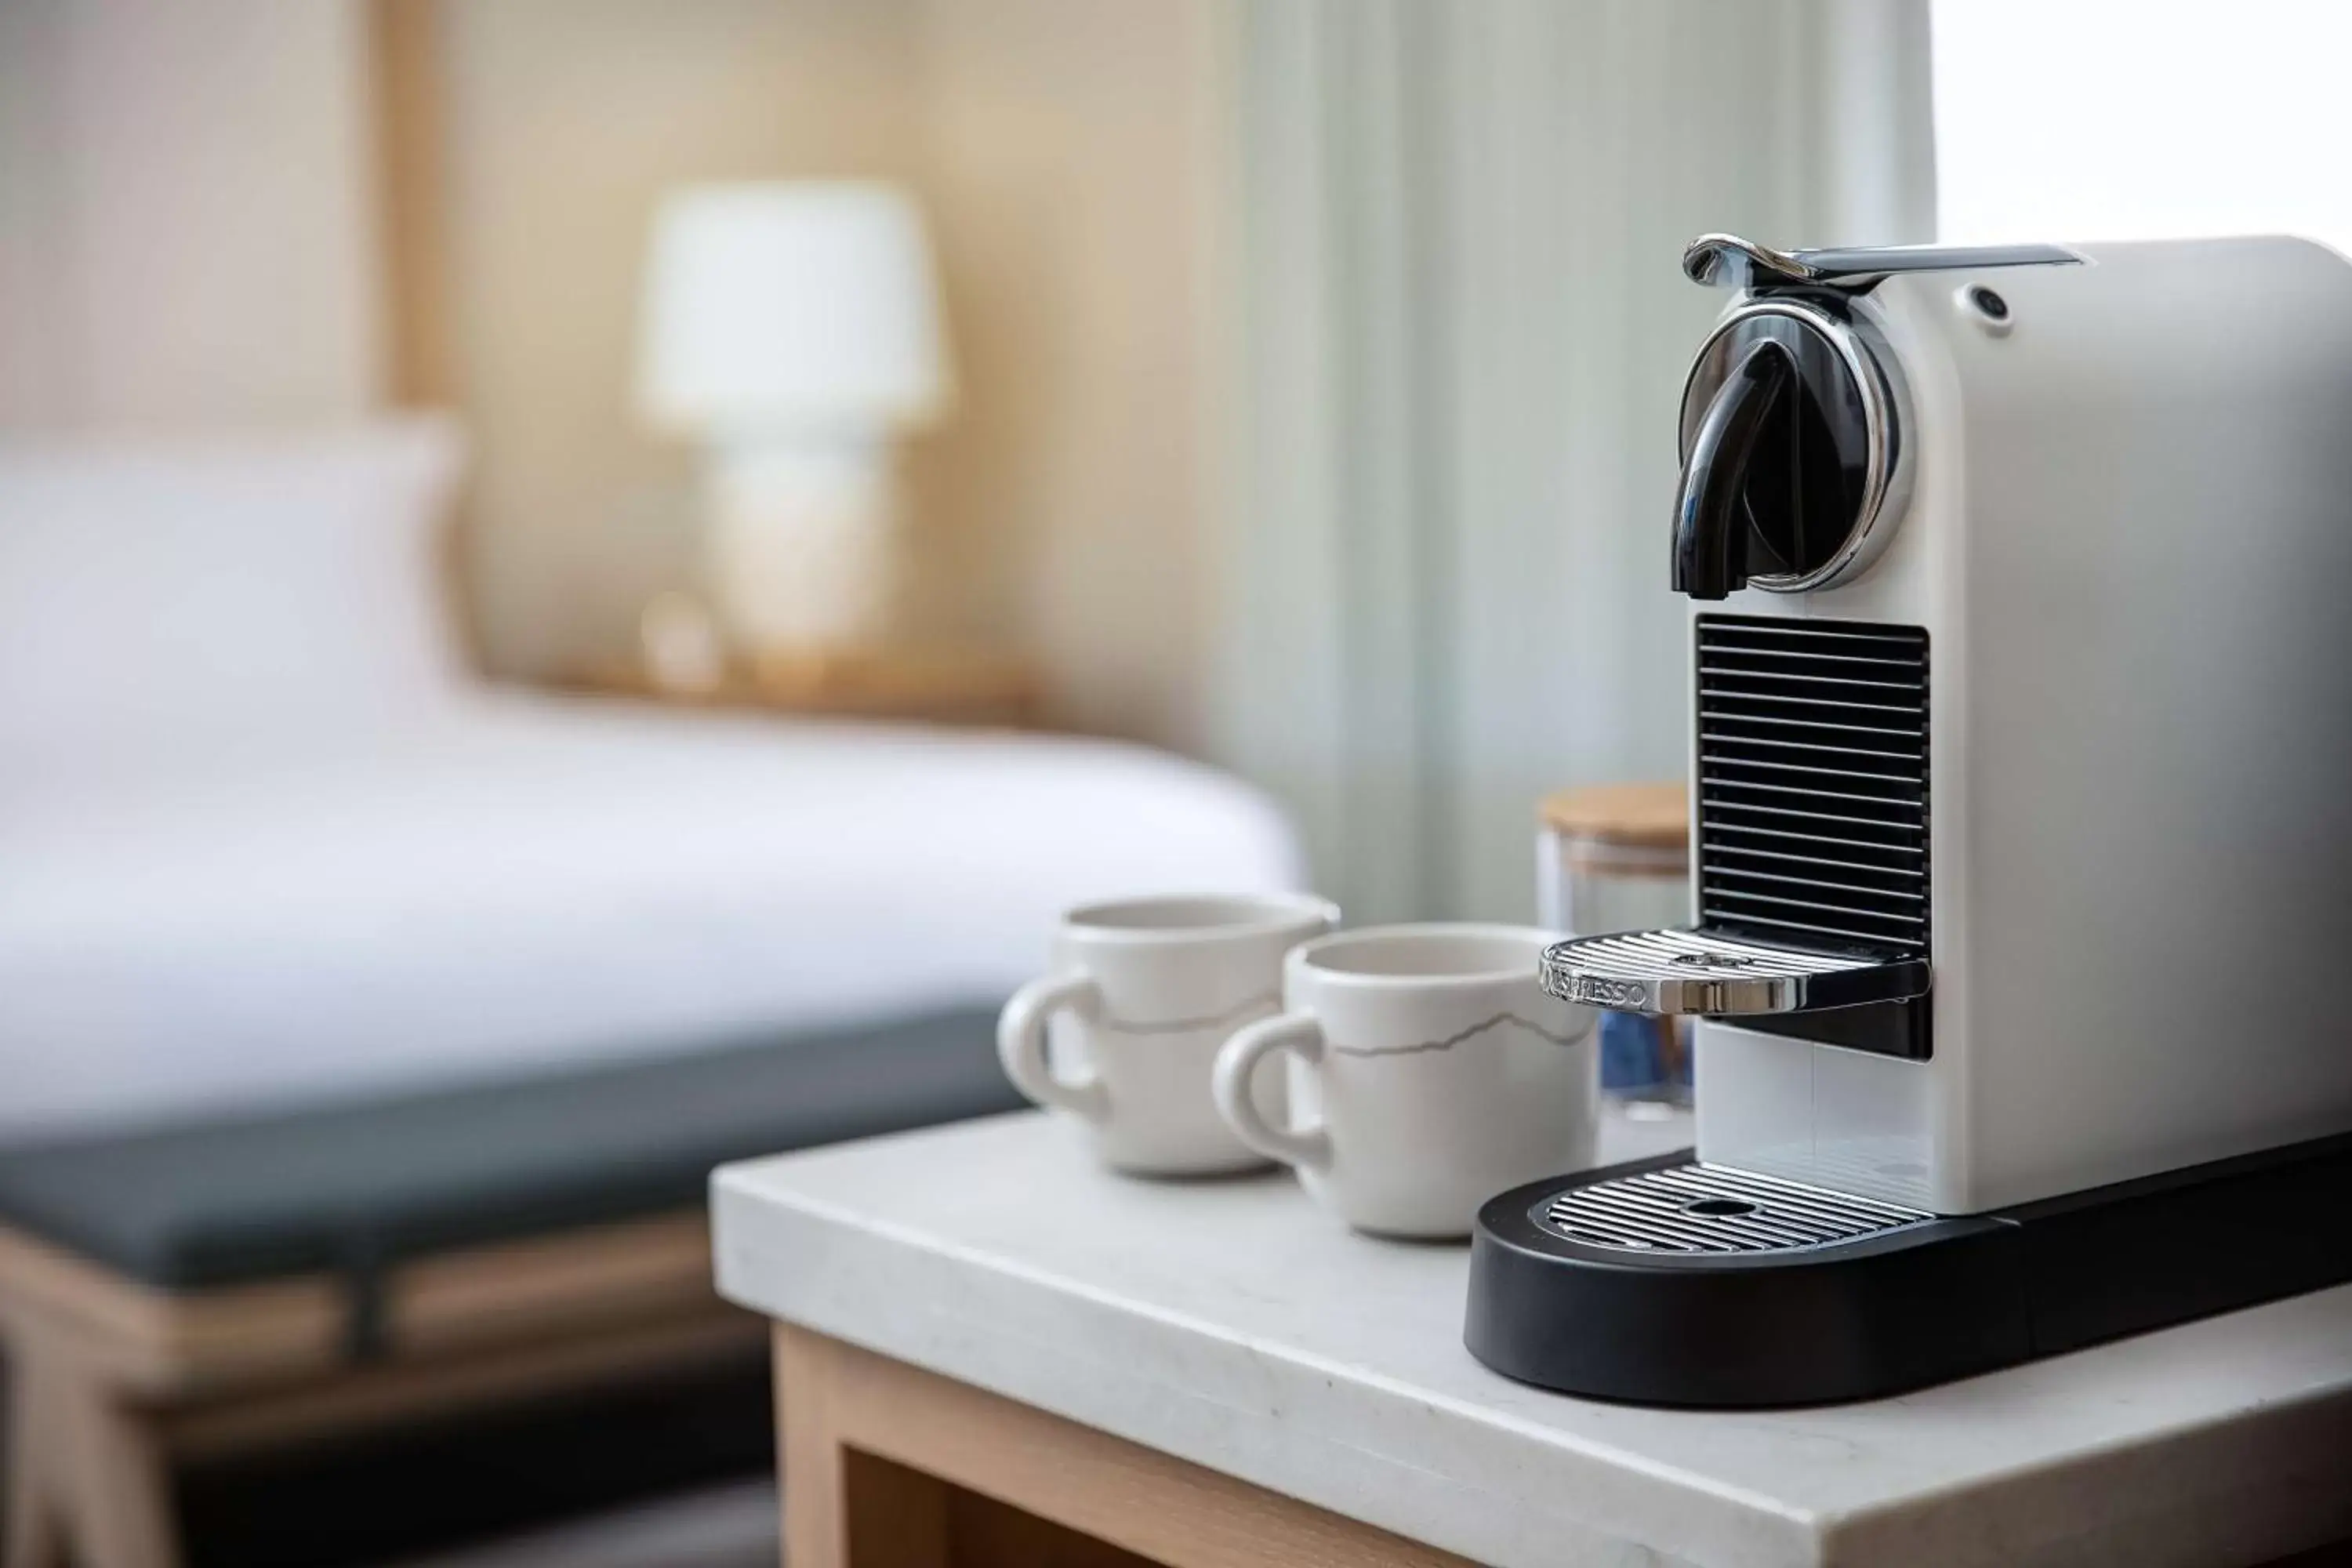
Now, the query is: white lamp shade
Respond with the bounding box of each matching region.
[637,182,953,437]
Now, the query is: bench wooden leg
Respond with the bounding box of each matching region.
[2,1464,60,1568]
[4,1360,64,1568]
[54,1379,180,1568]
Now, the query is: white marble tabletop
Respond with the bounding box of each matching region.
[712,1108,2352,1568]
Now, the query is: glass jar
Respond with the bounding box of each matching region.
[1537,783,1691,1105]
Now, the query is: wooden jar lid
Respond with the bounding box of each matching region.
[1537,782,1688,851]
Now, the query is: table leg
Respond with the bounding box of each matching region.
[779,1327,953,1568]
[776,1325,846,1567]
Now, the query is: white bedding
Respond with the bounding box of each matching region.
[0,694,1302,1142]
[0,420,1307,1142]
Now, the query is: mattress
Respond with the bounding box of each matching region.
[0,693,1303,1143]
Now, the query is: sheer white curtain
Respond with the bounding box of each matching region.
[1214,0,1936,924]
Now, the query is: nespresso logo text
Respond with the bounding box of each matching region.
[1559,975,1650,1009]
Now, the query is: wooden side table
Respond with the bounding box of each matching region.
[713,1112,2352,1568]
[559,647,1044,729]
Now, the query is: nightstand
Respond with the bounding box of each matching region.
[561,647,1044,729]
[713,1109,2352,1568]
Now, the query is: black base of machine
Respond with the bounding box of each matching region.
[1465,1131,2352,1408]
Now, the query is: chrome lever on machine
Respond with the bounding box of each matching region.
[1538,927,1931,1017]
[1681,233,2083,295]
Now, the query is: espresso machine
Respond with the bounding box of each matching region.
[1465,234,2352,1406]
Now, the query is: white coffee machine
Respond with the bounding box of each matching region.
[1466,234,2352,1406]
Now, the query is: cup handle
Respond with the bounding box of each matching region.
[997,973,1112,1122]
[1213,1011,1332,1172]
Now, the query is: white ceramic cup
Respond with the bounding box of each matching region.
[1211,924,1598,1237]
[997,893,1341,1175]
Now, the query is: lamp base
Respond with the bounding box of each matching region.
[703,437,898,655]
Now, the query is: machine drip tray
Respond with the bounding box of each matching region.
[1465,1131,2352,1407]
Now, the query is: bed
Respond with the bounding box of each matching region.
[0,417,1301,1141]
[0,419,1303,1568]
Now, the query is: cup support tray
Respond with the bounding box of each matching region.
[1465,1130,2352,1406]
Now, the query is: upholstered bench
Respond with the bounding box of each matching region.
[0,1007,1022,1568]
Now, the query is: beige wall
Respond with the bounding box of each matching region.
[0,0,1224,752]
[434,0,1221,746]
[432,0,928,680]
[907,0,1221,747]
[0,0,380,429]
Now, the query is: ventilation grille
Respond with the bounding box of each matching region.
[1696,615,1929,954]
[1542,1162,1932,1254]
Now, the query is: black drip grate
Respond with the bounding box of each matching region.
[1541,1161,1933,1254]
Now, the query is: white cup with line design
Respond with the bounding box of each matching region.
[998,893,1341,1175]
[1211,924,1598,1237]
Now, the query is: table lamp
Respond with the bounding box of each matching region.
[637,182,953,658]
